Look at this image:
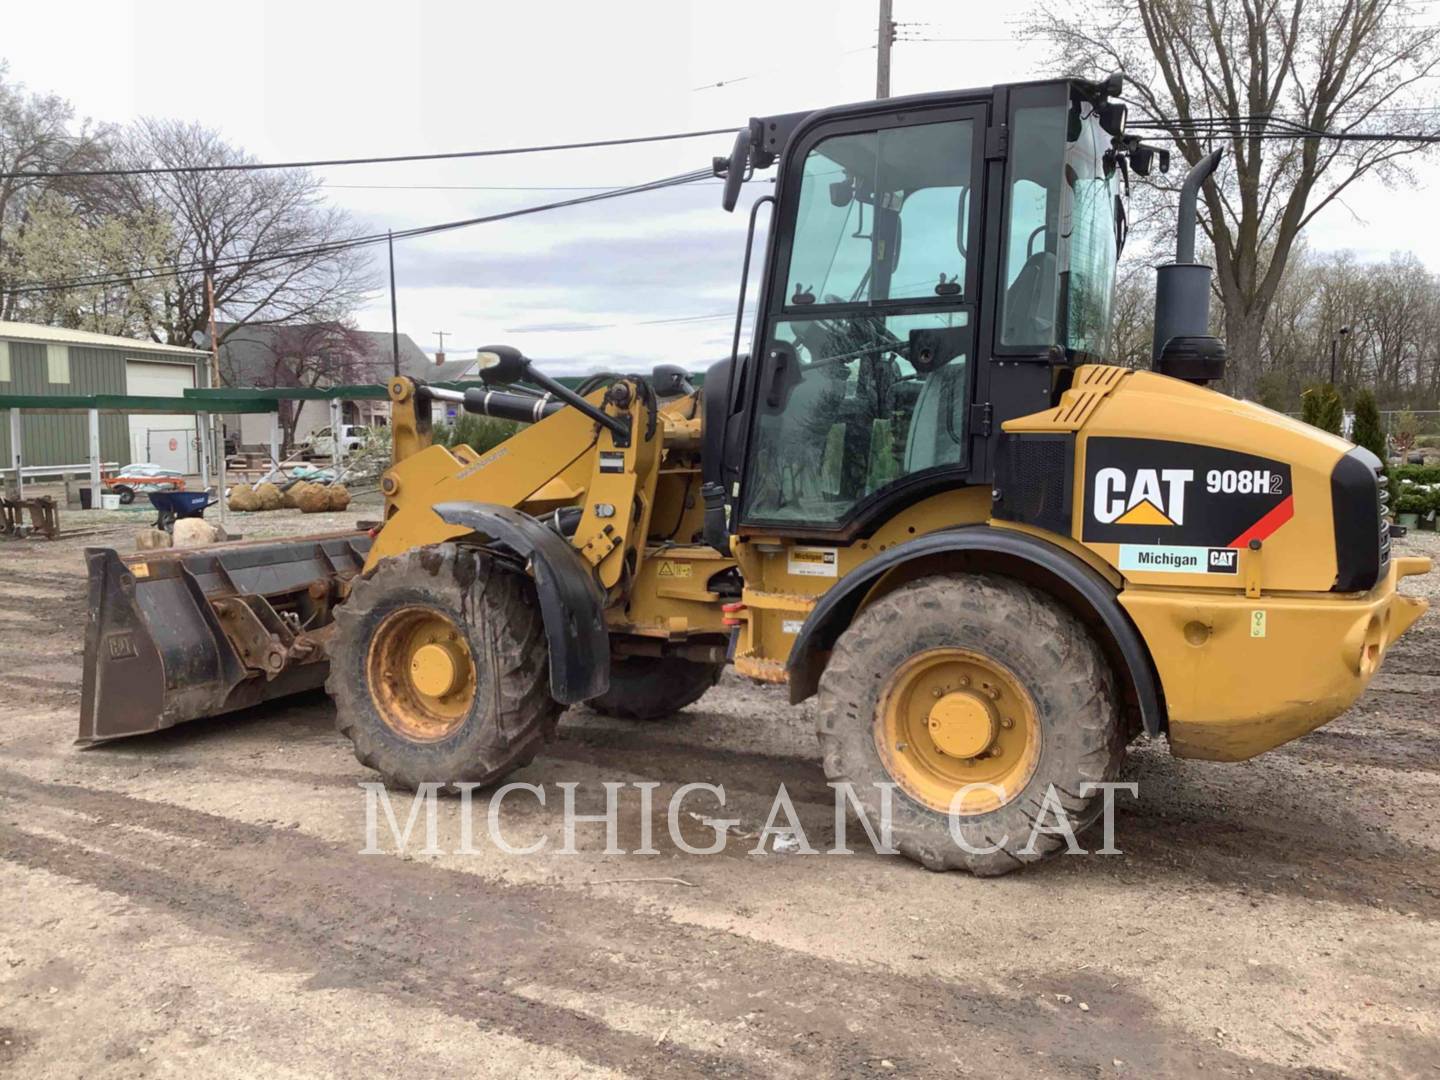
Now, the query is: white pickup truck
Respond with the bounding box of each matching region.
[304,425,369,458]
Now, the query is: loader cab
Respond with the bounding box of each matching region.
[713,77,1130,540]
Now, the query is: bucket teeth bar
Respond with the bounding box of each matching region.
[78,532,372,744]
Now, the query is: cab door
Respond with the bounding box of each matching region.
[738,105,986,537]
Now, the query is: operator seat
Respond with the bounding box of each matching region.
[1002,251,1058,345]
[902,360,969,472]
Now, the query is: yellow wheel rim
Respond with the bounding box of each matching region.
[366,607,477,741]
[875,648,1041,815]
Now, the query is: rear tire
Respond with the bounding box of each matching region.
[115,485,135,505]
[816,573,1124,876]
[327,543,560,790]
[588,655,723,721]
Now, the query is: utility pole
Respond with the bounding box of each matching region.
[388,230,401,377]
[434,330,449,363]
[205,269,227,526]
[876,0,895,99]
[1329,325,1350,385]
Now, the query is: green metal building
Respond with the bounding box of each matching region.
[0,321,210,470]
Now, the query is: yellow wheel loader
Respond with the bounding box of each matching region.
[80,74,1430,873]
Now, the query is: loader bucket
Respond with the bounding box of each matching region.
[79,531,373,744]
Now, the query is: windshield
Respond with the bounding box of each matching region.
[999,96,1121,356]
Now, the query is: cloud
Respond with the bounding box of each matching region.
[502,319,615,333]
[393,227,746,298]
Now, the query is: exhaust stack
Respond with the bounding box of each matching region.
[1152,149,1226,385]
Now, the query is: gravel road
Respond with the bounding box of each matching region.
[1,500,1436,1078]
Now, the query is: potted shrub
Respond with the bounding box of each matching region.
[1394,487,1425,530]
[1423,487,1440,531]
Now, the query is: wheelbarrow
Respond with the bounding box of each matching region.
[149,490,216,533]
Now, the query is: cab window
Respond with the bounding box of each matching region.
[743,115,979,528]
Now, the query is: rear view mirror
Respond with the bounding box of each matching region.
[475,345,531,386]
[829,177,854,207]
[721,127,752,213]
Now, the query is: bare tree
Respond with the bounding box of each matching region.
[1032,0,1440,394]
[232,322,379,450]
[1358,251,1431,402]
[1108,259,1158,368]
[114,119,376,350]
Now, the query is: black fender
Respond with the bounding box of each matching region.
[786,526,1166,737]
[433,502,609,704]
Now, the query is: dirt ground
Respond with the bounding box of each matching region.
[1,495,1438,1078]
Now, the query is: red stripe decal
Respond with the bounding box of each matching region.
[1227,494,1295,549]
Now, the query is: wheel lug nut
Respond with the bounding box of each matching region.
[1001,717,1014,729]
[932,687,944,698]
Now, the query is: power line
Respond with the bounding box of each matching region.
[6,168,714,296]
[321,181,728,191]
[691,44,875,92]
[0,128,738,180]
[1131,114,1440,143]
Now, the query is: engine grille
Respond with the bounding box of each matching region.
[1377,466,1392,569]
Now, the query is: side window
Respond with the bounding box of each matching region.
[999,104,1065,348]
[742,312,971,525]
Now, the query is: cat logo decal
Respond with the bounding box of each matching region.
[1092,467,1193,527]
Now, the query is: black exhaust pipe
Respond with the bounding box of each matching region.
[1152,149,1227,385]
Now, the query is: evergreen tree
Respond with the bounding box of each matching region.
[1351,388,1385,460]
[1301,384,1344,435]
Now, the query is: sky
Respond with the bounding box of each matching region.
[4,0,1439,374]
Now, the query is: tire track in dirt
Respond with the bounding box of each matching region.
[0,675,78,707]
[1273,726,1440,773]
[0,566,88,591]
[1103,796,1440,916]
[0,769,1314,1079]
[10,706,1440,921]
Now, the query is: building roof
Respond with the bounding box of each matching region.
[218,324,432,387]
[0,319,208,357]
[430,357,482,382]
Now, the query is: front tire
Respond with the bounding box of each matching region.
[328,543,560,790]
[816,573,1124,876]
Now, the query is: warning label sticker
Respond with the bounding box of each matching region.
[656,561,692,579]
[787,546,839,578]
